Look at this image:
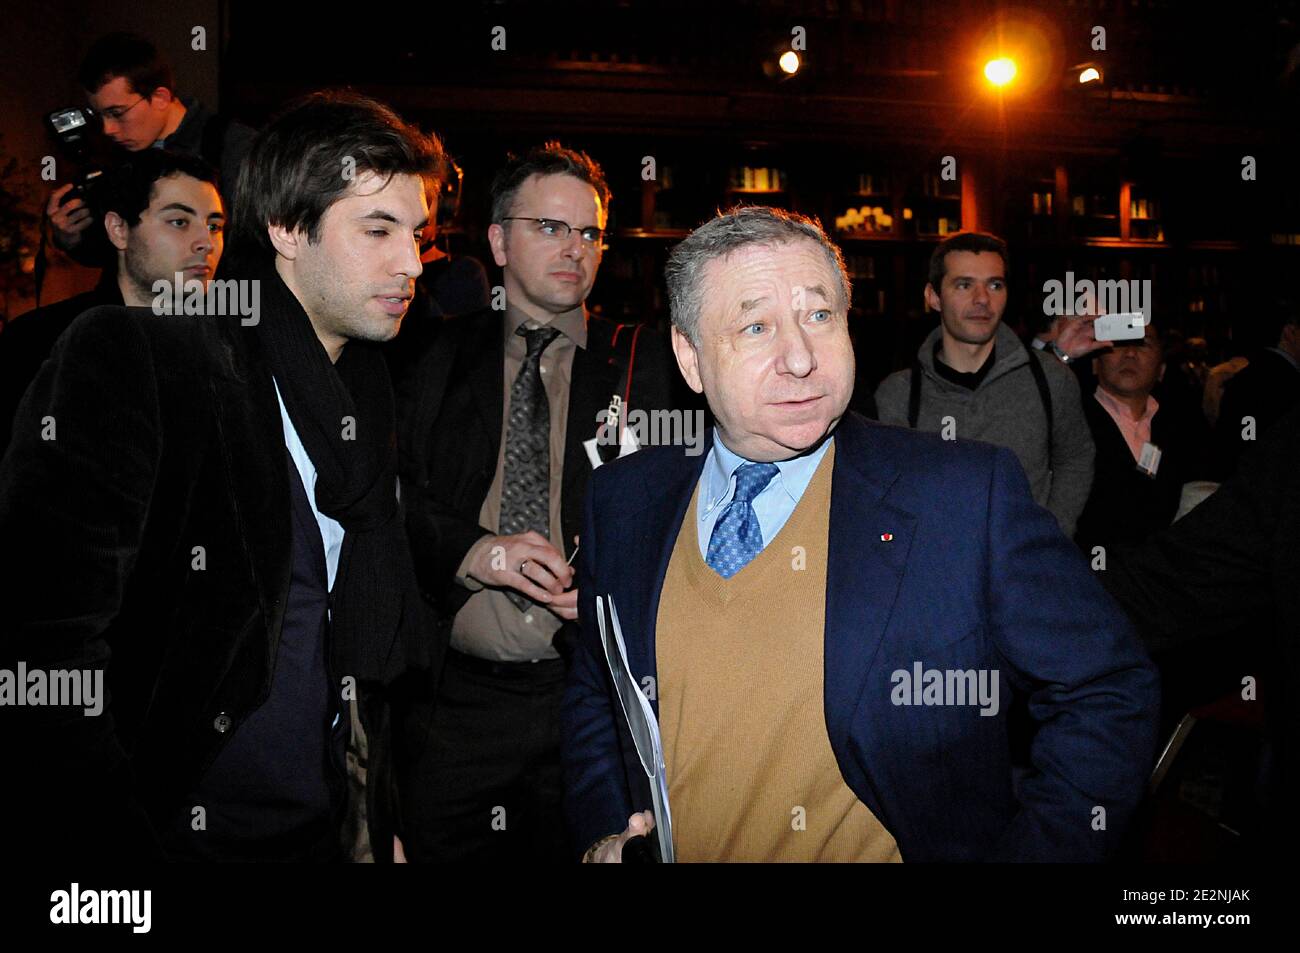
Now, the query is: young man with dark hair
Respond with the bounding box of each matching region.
[47,31,256,264]
[874,231,1095,537]
[0,91,441,862]
[1,150,224,455]
[394,141,676,862]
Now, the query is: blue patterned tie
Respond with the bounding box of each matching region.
[706,462,780,579]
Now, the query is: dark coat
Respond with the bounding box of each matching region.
[1102,408,1300,852]
[562,412,1160,861]
[0,285,120,456]
[0,305,404,861]
[1213,349,1300,478]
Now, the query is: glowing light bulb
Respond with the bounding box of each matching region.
[984,58,1017,87]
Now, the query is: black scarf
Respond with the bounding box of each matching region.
[237,254,426,688]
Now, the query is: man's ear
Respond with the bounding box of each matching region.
[487,223,507,268]
[147,86,174,108]
[671,326,704,395]
[267,223,301,261]
[104,211,129,252]
[923,282,941,313]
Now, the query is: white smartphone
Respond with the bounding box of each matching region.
[1094,312,1147,342]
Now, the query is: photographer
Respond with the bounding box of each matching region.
[45,31,253,269]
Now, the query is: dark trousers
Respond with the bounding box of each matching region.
[399,648,569,863]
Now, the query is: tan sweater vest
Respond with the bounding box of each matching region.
[655,442,901,862]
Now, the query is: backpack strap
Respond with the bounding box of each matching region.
[1022,337,1055,467]
[907,356,923,429]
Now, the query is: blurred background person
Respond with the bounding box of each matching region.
[1212,299,1300,478]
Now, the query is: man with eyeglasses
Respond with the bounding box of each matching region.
[45,32,254,268]
[393,142,675,862]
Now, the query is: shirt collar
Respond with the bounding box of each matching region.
[699,428,834,519]
[505,301,588,350]
[1094,384,1158,423]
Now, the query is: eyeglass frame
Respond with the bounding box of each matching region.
[501,216,605,247]
[96,96,148,124]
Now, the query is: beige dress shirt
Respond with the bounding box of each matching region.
[449,303,588,661]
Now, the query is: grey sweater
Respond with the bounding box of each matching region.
[875,322,1095,537]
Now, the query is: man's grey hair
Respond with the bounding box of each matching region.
[665,205,852,345]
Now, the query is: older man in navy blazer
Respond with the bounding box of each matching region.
[561,207,1159,863]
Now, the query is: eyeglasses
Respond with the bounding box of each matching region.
[502,216,604,246]
[97,97,146,123]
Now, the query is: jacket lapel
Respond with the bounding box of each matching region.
[463,314,505,467]
[608,439,710,717]
[822,416,917,749]
[209,320,292,659]
[563,339,622,559]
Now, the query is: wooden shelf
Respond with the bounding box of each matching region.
[1078,238,1172,249]
[617,227,690,240]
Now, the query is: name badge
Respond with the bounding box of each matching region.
[584,427,639,469]
[1136,441,1162,478]
[585,395,640,470]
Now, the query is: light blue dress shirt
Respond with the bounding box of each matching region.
[696,429,834,559]
[273,378,344,593]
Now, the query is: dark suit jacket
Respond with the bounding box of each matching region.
[395,307,677,663]
[562,413,1160,861]
[1075,391,1212,552]
[0,306,404,860]
[1103,408,1300,850]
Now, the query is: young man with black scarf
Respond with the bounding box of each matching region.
[0,91,440,862]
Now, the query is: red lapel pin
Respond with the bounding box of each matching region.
[880,532,894,542]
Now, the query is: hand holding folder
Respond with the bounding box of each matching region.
[595,594,675,863]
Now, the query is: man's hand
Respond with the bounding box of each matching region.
[393,834,407,863]
[465,530,575,610]
[47,185,94,250]
[547,587,578,622]
[584,811,656,863]
[1054,314,1111,362]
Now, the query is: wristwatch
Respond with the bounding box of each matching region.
[1034,337,1071,364]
